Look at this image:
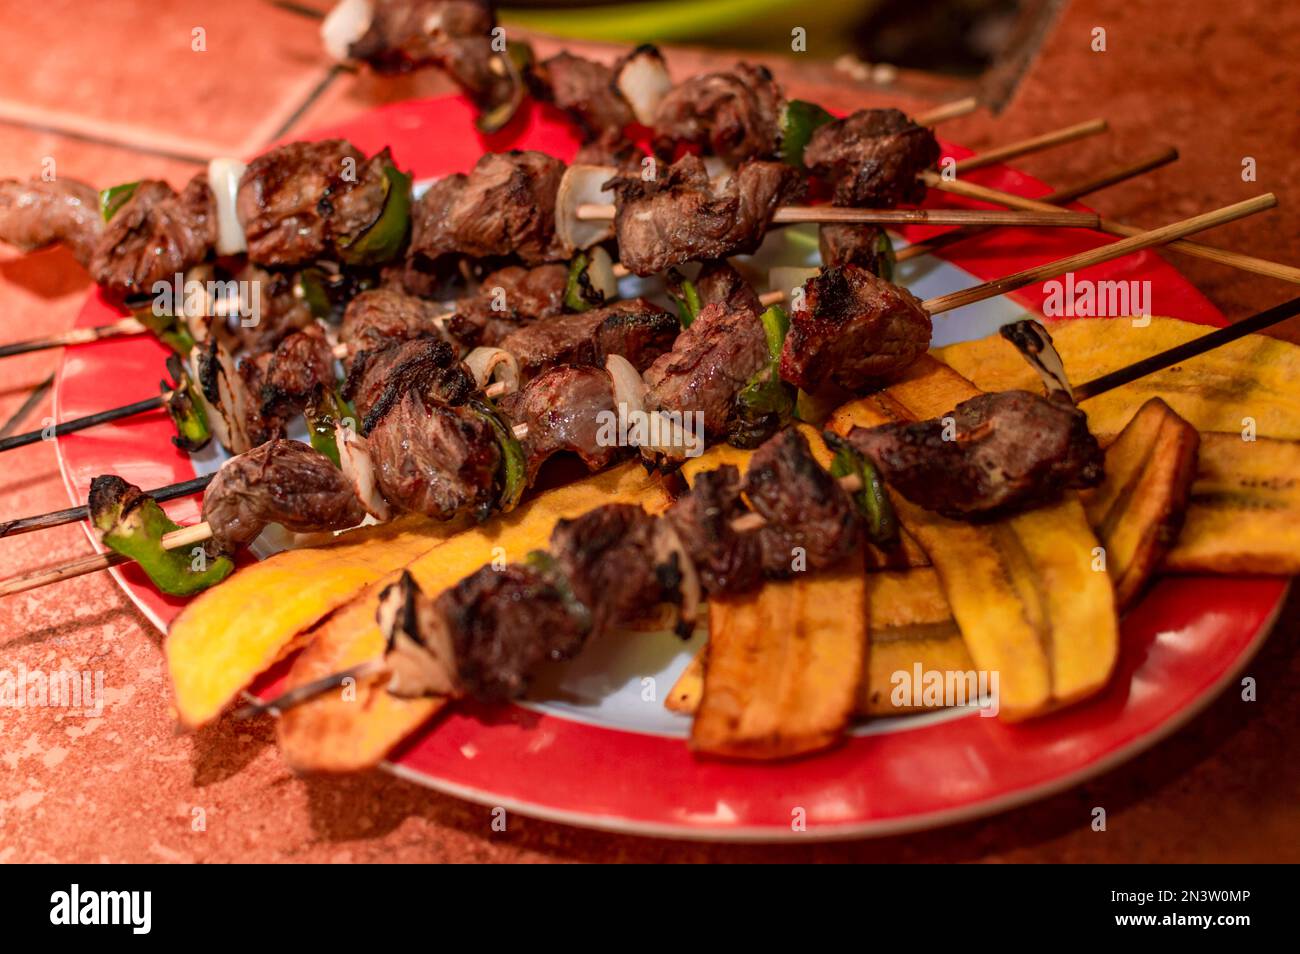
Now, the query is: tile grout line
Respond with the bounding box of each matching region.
[0,116,208,166]
[265,64,347,147]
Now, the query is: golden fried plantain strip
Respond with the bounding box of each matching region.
[1165,433,1300,574]
[691,553,867,760]
[828,357,1118,720]
[167,515,461,728]
[936,316,1300,439]
[667,568,973,718]
[1082,398,1200,607]
[277,582,445,773]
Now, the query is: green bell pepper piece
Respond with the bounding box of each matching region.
[469,400,527,513]
[825,433,899,546]
[99,181,140,222]
[338,162,412,266]
[778,100,836,169]
[89,476,233,596]
[163,354,210,452]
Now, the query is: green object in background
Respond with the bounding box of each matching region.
[501,0,871,53]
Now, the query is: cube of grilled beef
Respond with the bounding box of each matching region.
[665,464,764,594]
[803,108,939,208]
[344,337,475,430]
[574,128,645,168]
[845,390,1105,519]
[0,177,103,266]
[530,52,633,141]
[89,176,214,303]
[447,263,570,349]
[496,364,621,482]
[818,223,890,274]
[433,561,590,700]
[650,62,784,164]
[259,326,337,423]
[366,388,501,521]
[743,428,859,576]
[642,301,769,441]
[496,298,677,380]
[605,155,803,276]
[202,439,366,555]
[231,353,291,448]
[346,0,509,109]
[340,287,450,355]
[215,264,318,353]
[688,259,762,315]
[237,140,391,267]
[550,504,683,636]
[779,265,930,393]
[409,151,565,269]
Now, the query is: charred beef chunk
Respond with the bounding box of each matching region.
[549,504,680,634]
[651,63,784,164]
[344,337,474,428]
[260,326,337,422]
[237,140,390,266]
[202,439,366,554]
[665,464,764,594]
[845,390,1105,519]
[690,259,762,315]
[0,177,103,266]
[780,265,930,393]
[447,262,570,349]
[819,223,890,274]
[743,428,859,576]
[340,287,449,355]
[216,264,317,353]
[366,388,501,520]
[605,155,803,276]
[530,52,633,140]
[347,0,509,109]
[803,108,939,208]
[409,151,565,268]
[89,176,214,303]
[496,365,620,481]
[642,302,769,440]
[232,352,291,447]
[574,128,645,167]
[497,298,677,380]
[436,561,590,700]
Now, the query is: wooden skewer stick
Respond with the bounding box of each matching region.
[924,172,1300,284]
[0,474,214,540]
[896,147,1180,263]
[914,97,980,126]
[0,394,166,453]
[923,194,1277,315]
[577,204,1099,228]
[0,317,150,360]
[951,119,1109,173]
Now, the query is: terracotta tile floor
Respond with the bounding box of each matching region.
[0,0,1297,863]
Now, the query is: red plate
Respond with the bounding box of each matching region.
[53,96,1286,840]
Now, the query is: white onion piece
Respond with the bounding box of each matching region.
[189,351,229,452]
[337,426,391,522]
[604,353,645,418]
[615,47,673,126]
[556,164,617,254]
[586,245,619,303]
[207,157,247,256]
[768,266,821,306]
[321,0,373,61]
[206,343,253,455]
[463,347,520,395]
[703,156,733,190]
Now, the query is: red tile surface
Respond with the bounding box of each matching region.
[0,0,332,160]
